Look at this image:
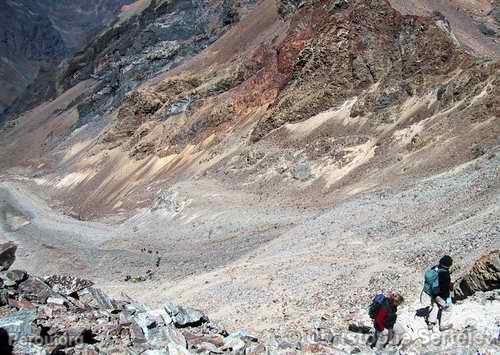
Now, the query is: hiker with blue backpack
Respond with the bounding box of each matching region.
[367,291,404,348]
[423,255,454,331]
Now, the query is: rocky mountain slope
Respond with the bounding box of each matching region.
[0,0,498,354]
[1,0,497,218]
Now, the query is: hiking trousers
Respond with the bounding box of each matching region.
[428,296,447,325]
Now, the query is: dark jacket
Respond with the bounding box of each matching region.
[437,266,452,299]
[374,298,397,331]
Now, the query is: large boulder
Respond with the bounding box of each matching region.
[0,242,17,271]
[454,250,500,301]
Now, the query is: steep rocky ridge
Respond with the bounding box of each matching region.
[2,0,496,217]
[0,0,131,120]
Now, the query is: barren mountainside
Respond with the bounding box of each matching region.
[0,0,498,354]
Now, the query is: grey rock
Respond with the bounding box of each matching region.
[330,0,349,11]
[164,301,208,327]
[133,311,159,340]
[222,336,246,352]
[226,330,258,343]
[2,278,16,287]
[202,321,228,336]
[45,274,94,296]
[0,242,17,271]
[492,7,500,24]
[0,309,37,340]
[46,296,67,306]
[17,276,55,304]
[13,342,49,355]
[0,288,8,306]
[478,23,496,37]
[5,269,28,284]
[149,307,173,326]
[161,326,187,348]
[292,161,312,181]
[168,342,193,355]
[125,302,150,314]
[198,341,222,353]
[77,287,116,309]
[130,319,147,344]
[375,92,398,110]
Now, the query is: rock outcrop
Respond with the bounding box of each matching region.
[57,0,254,119]
[454,250,500,301]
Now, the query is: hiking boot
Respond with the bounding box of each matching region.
[439,324,453,331]
[366,335,376,348]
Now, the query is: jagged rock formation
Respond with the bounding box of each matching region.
[94,0,499,192]
[454,250,500,301]
[57,0,254,121]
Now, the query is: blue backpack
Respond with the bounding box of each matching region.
[423,266,441,297]
[368,293,385,319]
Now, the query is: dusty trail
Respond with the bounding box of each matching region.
[0,181,114,277]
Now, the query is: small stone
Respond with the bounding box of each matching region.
[292,161,312,181]
[222,336,246,352]
[164,301,208,327]
[47,297,67,306]
[167,342,193,355]
[0,242,17,271]
[5,270,28,284]
[347,323,371,334]
[0,289,8,306]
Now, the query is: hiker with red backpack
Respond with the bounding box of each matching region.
[367,291,404,349]
[423,255,454,331]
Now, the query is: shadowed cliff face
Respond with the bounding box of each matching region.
[0,0,131,119]
[0,1,66,117]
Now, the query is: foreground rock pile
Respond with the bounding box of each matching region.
[0,240,498,355]
[0,242,264,354]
